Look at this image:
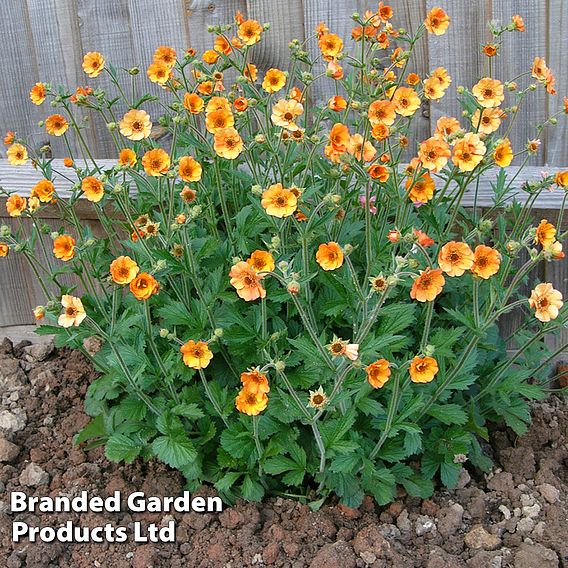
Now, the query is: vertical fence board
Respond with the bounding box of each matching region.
[0,3,41,153]
[425,0,490,126]
[76,0,135,157]
[546,0,568,166]
[245,0,305,71]
[492,0,547,166]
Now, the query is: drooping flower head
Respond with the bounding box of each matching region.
[129,272,160,300]
[240,368,270,394]
[58,295,86,328]
[366,359,391,389]
[82,52,105,77]
[316,242,344,271]
[229,261,266,301]
[409,356,439,383]
[410,268,445,302]
[181,340,213,369]
[235,388,268,415]
[53,235,76,262]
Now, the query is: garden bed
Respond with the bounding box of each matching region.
[0,338,566,567]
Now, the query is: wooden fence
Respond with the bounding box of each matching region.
[0,0,566,358]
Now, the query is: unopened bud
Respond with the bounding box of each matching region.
[159,328,169,338]
[274,360,286,372]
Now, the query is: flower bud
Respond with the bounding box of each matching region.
[254,134,266,144]
[251,184,263,196]
[278,260,289,272]
[287,281,300,294]
[214,328,224,338]
[274,360,286,372]
[128,67,140,75]
[343,243,353,255]
[107,122,117,131]
[159,328,169,338]
[50,231,60,240]
[423,344,436,357]
[271,235,281,249]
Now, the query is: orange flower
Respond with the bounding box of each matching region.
[531,57,555,95]
[82,52,105,77]
[414,229,434,247]
[142,148,170,176]
[234,97,248,112]
[392,87,421,117]
[45,114,69,136]
[424,7,450,35]
[482,44,498,57]
[63,157,74,167]
[29,82,46,105]
[33,306,45,321]
[240,368,270,394]
[130,272,160,301]
[318,33,343,59]
[544,241,565,261]
[431,66,452,89]
[181,186,197,203]
[247,250,275,273]
[261,183,297,218]
[471,245,501,279]
[434,116,461,141]
[110,256,139,285]
[327,336,358,360]
[409,356,439,383]
[410,268,445,302]
[153,46,176,68]
[229,261,266,301]
[213,127,244,159]
[535,219,556,248]
[205,108,235,133]
[202,50,220,64]
[512,15,525,32]
[197,81,213,95]
[407,173,435,204]
[418,137,451,172]
[6,143,28,166]
[180,340,213,369]
[119,109,152,140]
[262,68,286,93]
[472,108,506,134]
[366,359,391,389]
[327,60,344,80]
[452,132,486,171]
[438,241,474,277]
[206,96,231,115]
[58,295,86,328]
[494,139,513,167]
[529,283,563,322]
[244,63,258,82]
[329,123,351,153]
[407,73,420,86]
[238,19,263,45]
[183,92,204,114]
[368,99,396,126]
[328,95,347,111]
[4,131,15,145]
[179,156,202,183]
[472,77,504,108]
[81,176,105,203]
[235,388,268,415]
[347,134,376,162]
[290,86,303,102]
[554,171,568,187]
[368,164,389,182]
[271,99,304,131]
[31,179,55,203]
[423,77,445,101]
[118,148,137,167]
[214,35,232,55]
[0,243,8,257]
[53,235,76,262]
[6,194,27,217]
[147,61,171,85]
[316,242,344,271]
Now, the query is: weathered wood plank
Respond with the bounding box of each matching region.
[25,0,83,157]
[0,2,41,153]
[545,1,568,166]
[76,0,136,157]
[245,0,305,71]
[492,0,547,165]
[1,161,566,210]
[425,0,490,126]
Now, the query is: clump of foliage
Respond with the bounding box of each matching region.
[1,6,567,507]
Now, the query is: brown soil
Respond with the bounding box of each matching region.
[0,338,566,568]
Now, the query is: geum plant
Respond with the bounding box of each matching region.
[1,6,567,507]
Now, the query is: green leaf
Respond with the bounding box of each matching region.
[172,403,205,420]
[74,414,106,445]
[401,474,434,499]
[440,462,461,489]
[428,404,468,425]
[241,476,265,502]
[105,434,141,464]
[152,434,197,468]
